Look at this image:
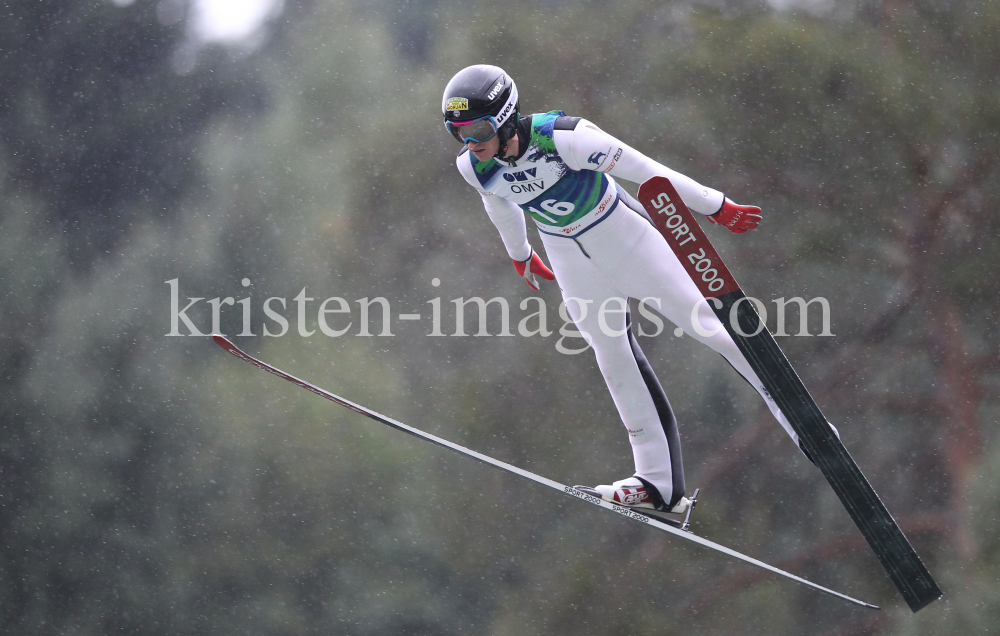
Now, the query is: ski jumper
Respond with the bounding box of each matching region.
[455,111,802,507]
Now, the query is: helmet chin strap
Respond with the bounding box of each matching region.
[494,129,512,162]
[493,115,520,163]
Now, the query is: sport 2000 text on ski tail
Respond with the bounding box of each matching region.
[637,176,941,612]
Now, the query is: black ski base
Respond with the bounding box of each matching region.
[716,289,942,612]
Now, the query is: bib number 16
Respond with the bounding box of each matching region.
[529,200,575,224]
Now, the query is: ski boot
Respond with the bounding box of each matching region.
[575,477,700,531]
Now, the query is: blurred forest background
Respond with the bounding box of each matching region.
[1,0,998,634]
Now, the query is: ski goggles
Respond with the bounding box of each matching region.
[445,115,500,144]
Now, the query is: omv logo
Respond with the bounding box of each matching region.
[503,168,539,182]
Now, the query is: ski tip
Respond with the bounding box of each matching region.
[212,334,238,353]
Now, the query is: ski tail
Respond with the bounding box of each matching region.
[637,176,941,612]
[211,335,879,610]
[717,289,942,611]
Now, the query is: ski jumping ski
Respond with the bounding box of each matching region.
[637,176,942,613]
[212,334,878,610]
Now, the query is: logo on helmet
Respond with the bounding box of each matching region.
[445,97,469,111]
[495,98,516,126]
[486,79,505,101]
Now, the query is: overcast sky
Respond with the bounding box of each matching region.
[191,0,281,42]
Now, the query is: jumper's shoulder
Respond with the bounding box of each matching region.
[550,116,603,147]
[552,116,619,172]
[456,148,501,193]
[454,146,470,168]
[554,115,582,131]
[526,110,573,134]
[526,110,581,132]
[454,148,476,187]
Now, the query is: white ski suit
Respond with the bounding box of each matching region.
[455,111,801,507]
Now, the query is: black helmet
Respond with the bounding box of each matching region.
[442,65,520,155]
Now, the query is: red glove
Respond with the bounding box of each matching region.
[513,248,555,290]
[708,199,762,234]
